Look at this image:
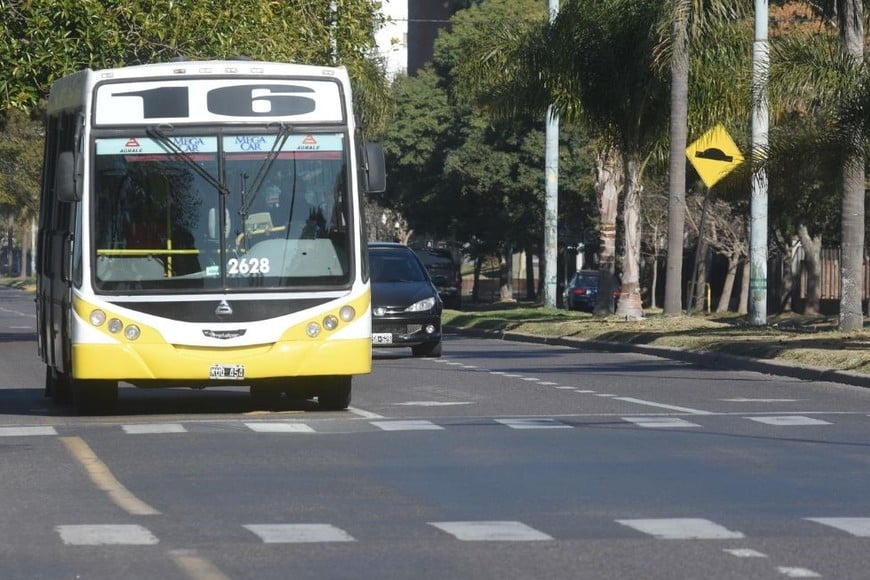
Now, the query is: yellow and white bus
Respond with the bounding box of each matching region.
[37,60,384,413]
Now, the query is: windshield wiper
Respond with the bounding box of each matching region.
[240,125,293,216]
[146,126,229,196]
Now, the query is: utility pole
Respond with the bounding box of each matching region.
[330,1,338,64]
[749,0,769,325]
[543,0,560,308]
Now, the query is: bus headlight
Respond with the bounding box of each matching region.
[89,309,107,326]
[124,325,141,341]
[339,305,355,322]
[323,315,339,331]
[107,318,123,334]
[306,322,321,338]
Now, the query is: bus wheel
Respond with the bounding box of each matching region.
[72,380,119,415]
[317,377,351,411]
[45,366,73,405]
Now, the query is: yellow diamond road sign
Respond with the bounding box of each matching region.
[686,124,744,188]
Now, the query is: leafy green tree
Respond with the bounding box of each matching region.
[461,0,671,318]
[767,0,867,329]
[381,0,596,302]
[0,0,390,128]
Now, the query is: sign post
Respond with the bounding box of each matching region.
[685,125,744,314]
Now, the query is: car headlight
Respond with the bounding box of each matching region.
[405,297,436,312]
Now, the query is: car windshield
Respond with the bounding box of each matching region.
[92,132,350,292]
[370,249,428,283]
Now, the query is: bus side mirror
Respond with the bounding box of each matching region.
[364,142,386,194]
[56,151,82,202]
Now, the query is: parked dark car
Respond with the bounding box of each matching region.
[369,242,442,357]
[563,270,621,312]
[413,246,462,309]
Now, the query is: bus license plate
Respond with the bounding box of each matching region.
[372,333,393,345]
[209,364,245,380]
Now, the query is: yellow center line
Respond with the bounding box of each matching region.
[60,436,161,516]
[169,549,232,580]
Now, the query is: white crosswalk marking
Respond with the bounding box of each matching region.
[496,418,571,430]
[724,548,767,558]
[776,567,821,578]
[748,416,831,426]
[244,524,355,543]
[0,426,57,437]
[371,420,443,431]
[616,518,745,539]
[55,524,159,545]
[805,517,870,536]
[623,417,701,428]
[122,423,187,434]
[245,422,315,433]
[430,521,552,541]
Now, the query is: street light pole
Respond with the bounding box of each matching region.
[749,0,769,325]
[543,0,560,308]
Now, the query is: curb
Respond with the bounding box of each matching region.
[446,325,870,390]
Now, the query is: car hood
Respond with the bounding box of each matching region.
[371,281,437,308]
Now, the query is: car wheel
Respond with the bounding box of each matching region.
[412,340,442,358]
[317,376,352,410]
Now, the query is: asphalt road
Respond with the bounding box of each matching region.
[2,285,870,579]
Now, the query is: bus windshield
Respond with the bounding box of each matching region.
[92,132,350,292]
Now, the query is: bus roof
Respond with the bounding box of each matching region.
[47,60,351,124]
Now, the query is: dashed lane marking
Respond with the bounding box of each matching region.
[122,423,187,434]
[55,524,159,546]
[496,418,571,430]
[623,417,702,428]
[747,416,831,426]
[429,521,553,541]
[614,397,714,415]
[776,567,821,578]
[394,401,473,407]
[243,524,355,543]
[805,517,870,537]
[721,398,800,403]
[244,422,315,433]
[371,420,443,431]
[0,426,57,437]
[724,548,767,558]
[616,518,745,539]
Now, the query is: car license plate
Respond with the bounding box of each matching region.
[372,333,393,345]
[209,364,245,380]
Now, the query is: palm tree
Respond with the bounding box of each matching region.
[767,1,866,331]
[657,0,749,316]
[463,0,670,319]
[837,0,865,331]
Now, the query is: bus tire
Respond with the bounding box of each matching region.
[317,377,351,411]
[45,366,73,405]
[72,379,119,415]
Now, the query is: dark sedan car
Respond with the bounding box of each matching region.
[369,242,442,357]
[563,270,621,312]
[413,246,462,310]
